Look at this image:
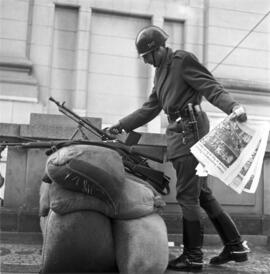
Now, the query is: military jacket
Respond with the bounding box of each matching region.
[120,48,239,159]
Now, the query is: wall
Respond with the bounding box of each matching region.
[206,0,270,85]
[203,0,270,125]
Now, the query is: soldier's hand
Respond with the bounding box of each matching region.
[107,122,123,135]
[231,105,247,123]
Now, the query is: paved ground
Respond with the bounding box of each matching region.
[1,234,270,274]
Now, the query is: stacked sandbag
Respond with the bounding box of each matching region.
[40,144,169,274]
[45,144,165,219]
[41,210,117,273]
[113,213,169,274]
[39,181,50,236]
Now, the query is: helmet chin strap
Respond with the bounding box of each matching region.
[151,50,157,67]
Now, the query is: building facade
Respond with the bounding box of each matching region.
[1,0,269,127]
[1,0,270,234]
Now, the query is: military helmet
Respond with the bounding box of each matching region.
[135,25,169,56]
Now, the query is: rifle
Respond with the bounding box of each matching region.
[49,97,115,141]
[2,97,170,195]
[48,97,165,163]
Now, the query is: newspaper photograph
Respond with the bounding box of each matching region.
[191,115,270,194]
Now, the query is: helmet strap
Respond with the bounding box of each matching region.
[151,50,157,67]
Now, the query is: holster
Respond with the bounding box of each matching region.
[187,103,200,141]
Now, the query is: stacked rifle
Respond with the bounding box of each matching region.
[1,97,170,195]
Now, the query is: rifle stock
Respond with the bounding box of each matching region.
[123,131,141,145]
[123,161,170,195]
[129,144,164,163]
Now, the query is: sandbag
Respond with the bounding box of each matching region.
[40,216,47,236]
[40,211,169,274]
[113,213,169,274]
[39,181,50,217]
[46,144,165,219]
[40,210,117,273]
[48,173,165,219]
[46,144,125,185]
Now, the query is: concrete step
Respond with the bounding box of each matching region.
[169,233,270,247]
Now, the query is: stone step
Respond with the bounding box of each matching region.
[168,233,269,247]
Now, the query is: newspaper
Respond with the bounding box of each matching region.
[191,115,269,194]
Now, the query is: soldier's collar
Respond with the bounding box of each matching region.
[164,47,173,65]
[157,47,173,69]
[166,48,174,65]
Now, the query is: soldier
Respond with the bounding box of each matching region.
[108,25,250,271]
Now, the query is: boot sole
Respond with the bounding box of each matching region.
[234,255,248,263]
[168,266,203,272]
[210,255,248,265]
[168,265,203,272]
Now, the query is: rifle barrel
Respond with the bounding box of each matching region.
[2,141,64,149]
[49,96,115,141]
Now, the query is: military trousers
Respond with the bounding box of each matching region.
[172,154,224,221]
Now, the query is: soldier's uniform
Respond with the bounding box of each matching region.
[120,48,238,158]
[110,26,249,271]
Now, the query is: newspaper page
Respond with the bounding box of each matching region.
[191,115,269,194]
[238,121,269,193]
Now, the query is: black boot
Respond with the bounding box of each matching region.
[210,240,249,265]
[168,218,204,272]
[209,212,250,265]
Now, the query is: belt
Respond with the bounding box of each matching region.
[167,104,202,122]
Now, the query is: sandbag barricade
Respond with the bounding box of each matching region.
[45,145,165,219]
[40,144,169,273]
